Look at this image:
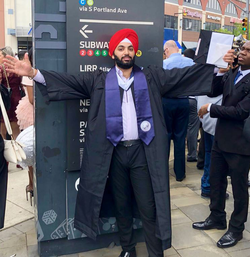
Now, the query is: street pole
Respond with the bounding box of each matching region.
[174,12,183,42]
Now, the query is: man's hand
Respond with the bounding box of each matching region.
[3,53,36,78]
[198,103,210,118]
[223,49,236,68]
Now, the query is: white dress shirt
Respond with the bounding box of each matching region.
[115,67,139,141]
[33,67,139,141]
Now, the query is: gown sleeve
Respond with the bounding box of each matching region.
[146,64,215,97]
[37,70,97,101]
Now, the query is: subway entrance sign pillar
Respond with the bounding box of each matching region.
[34,0,164,256]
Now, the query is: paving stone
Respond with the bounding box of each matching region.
[185,166,202,175]
[171,195,207,208]
[171,209,192,225]
[177,244,230,257]
[224,240,250,253]
[0,234,28,257]
[229,248,250,257]
[172,222,213,250]
[0,227,23,241]
[27,244,39,257]
[26,227,37,246]
[170,178,186,189]
[78,247,115,257]
[7,169,34,214]
[4,201,34,229]
[204,229,228,243]
[0,233,26,248]
[171,202,178,210]
[185,162,198,169]
[0,244,28,257]
[179,203,211,222]
[170,187,196,197]
[14,218,35,233]
[134,243,148,257]
[78,250,101,257]
[164,247,178,256]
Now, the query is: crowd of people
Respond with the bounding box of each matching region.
[0,28,250,257]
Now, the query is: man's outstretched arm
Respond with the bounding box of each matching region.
[151,49,235,98]
[4,53,93,100]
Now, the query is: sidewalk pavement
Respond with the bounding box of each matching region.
[1,160,250,257]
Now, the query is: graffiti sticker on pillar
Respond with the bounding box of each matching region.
[42,210,58,225]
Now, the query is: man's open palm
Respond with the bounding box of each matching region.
[4,53,33,77]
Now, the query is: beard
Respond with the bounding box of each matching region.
[114,54,135,69]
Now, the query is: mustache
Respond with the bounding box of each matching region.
[122,55,132,60]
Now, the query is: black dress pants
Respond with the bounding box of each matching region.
[209,142,250,233]
[0,135,8,229]
[109,141,163,257]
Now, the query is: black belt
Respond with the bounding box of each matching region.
[118,139,142,147]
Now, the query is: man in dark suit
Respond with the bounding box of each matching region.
[193,43,250,248]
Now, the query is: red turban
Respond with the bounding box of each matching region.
[109,28,139,56]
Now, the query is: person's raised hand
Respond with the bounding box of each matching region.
[3,53,35,78]
[223,49,236,68]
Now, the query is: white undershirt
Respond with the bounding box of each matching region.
[33,68,139,141]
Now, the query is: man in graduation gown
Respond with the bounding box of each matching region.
[4,29,233,257]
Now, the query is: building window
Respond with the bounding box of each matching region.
[183,18,201,31]
[224,25,234,33]
[225,3,237,16]
[164,15,178,29]
[17,38,32,52]
[206,0,221,13]
[8,9,14,15]
[184,0,201,5]
[205,22,221,31]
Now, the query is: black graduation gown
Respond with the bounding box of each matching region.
[39,64,214,249]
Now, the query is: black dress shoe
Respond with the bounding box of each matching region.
[217,231,243,248]
[176,174,186,182]
[187,158,197,162]
[119,250,137,257]
[192,218,227,230]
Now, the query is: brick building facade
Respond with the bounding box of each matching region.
[164,0,247,47]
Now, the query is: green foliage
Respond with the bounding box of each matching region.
[234,23,247,37]
[214,28,233,34]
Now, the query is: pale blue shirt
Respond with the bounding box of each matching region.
[163,53,194,70]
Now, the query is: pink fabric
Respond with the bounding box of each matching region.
[15,94,33,130]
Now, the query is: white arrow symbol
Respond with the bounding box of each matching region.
[79,25,93,38]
